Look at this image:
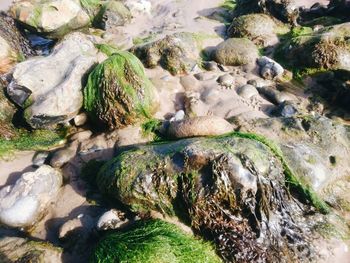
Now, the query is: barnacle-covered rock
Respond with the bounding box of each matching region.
[97,133,329,262]
[83,51,159,130]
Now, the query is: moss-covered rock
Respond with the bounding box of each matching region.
[227,14,289,47]
[277,23,350,71]
[213,38,259,66]
[91,219,221,263]
[97,133,327,262]
[84,51,159,130]
[0,80,16,139]
[131,32,200,75]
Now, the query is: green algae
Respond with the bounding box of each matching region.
[83,50,158,130]
[90,219,221,263]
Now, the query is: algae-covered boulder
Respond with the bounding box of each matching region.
[91,219,221,263]
[278,23,350,71]
[227,14,289,47]
[131,32,200,75]
[0,237,62,263]
[10,0,91,38]
[97,133,328,262]
[0,12,34,74]
[84,51,159,130]
[213,38,259,66]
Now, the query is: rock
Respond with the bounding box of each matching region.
[167,116,233,138]
[237,84,259,99]
[0,165,62,228]
[32,151,49,167]
[272,100,298,117]
[83,51,159,130]
[131,32,200,75]
[97,209,128,230]
[116,125,153,147]
[213,38,259,66]
[69,130,93,142]
[74,112,88,126]
[257,56,284,80]
[7,32,98,129]
[0,237,62,263]
[180,74,200,91]
[285,23,350,71]
[96,134,327,262]
[50,142,78,168]
[10,0,91,38]
[91,220,221,263]
[0,12,35,74]
[217,74,235,88]
[124,0,152,14]
[170,110,185,122]
[227,14,288,47]
[0,82,16,139]
[257,86,295,105]
[202,61,219,71]
[247,78,274,88]
[94,1,131,31]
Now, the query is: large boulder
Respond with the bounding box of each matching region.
[97,133,330,262]
[0,165,62,228]
[0,12,34,74]
[227,14,289,47]
[281,23,350,71]
[131,32,200,75]
[10,0,92,38]
[7,32,98,129]
[0,237,62,263]
[84,51,159,130]
[213,38,259,66]
[91,219,221,263]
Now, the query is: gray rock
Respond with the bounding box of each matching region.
[32,151,49,167]
[258,56,284,80]
[10,0,91,38]
[167,116,233,139]
[0,237,62,263]
[0,165,62,228]
[7,32,98,129]
[217,74,235,88]
[273,101,298,117]
[74,112,88,126]
[95,1,131,31]
[202,61,219,71]
[237,84,259,99]
[213,38,259,66]
[50,142,78,168]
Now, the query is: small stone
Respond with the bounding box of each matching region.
[217,74,234,88]
[97,209,129,231]
[237,84,259,99]
[202,61,218,71]
[74,113,88,126]
[170,110,185,122]
[258,56,284,80]
[50,142,78,168]
[273,101,298,117]
[32,151,49,167]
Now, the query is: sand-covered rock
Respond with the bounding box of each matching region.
[84,51,159,130]
[10,0,91,38]
[131,32,200,75]
[213,38,259,66]
[0,165,62,228]
[227,13,288,47]
[0,237,62,263]
[7,32,98,129]
[167,116,233,138]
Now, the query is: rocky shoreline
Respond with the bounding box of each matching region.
[0,0,350,262]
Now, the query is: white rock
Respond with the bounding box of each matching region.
[74,112,88,126]
[257,56,284,80]
[97,209,128,230]
[0,165,62,228]
[170,110,185,122]
[7,32,98,128]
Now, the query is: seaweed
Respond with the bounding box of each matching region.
[90,219,221,263]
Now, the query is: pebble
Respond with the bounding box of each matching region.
[50,142,78,168]
[74,113,88,126]
[237,84,259,99]
[217,74,234,88]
